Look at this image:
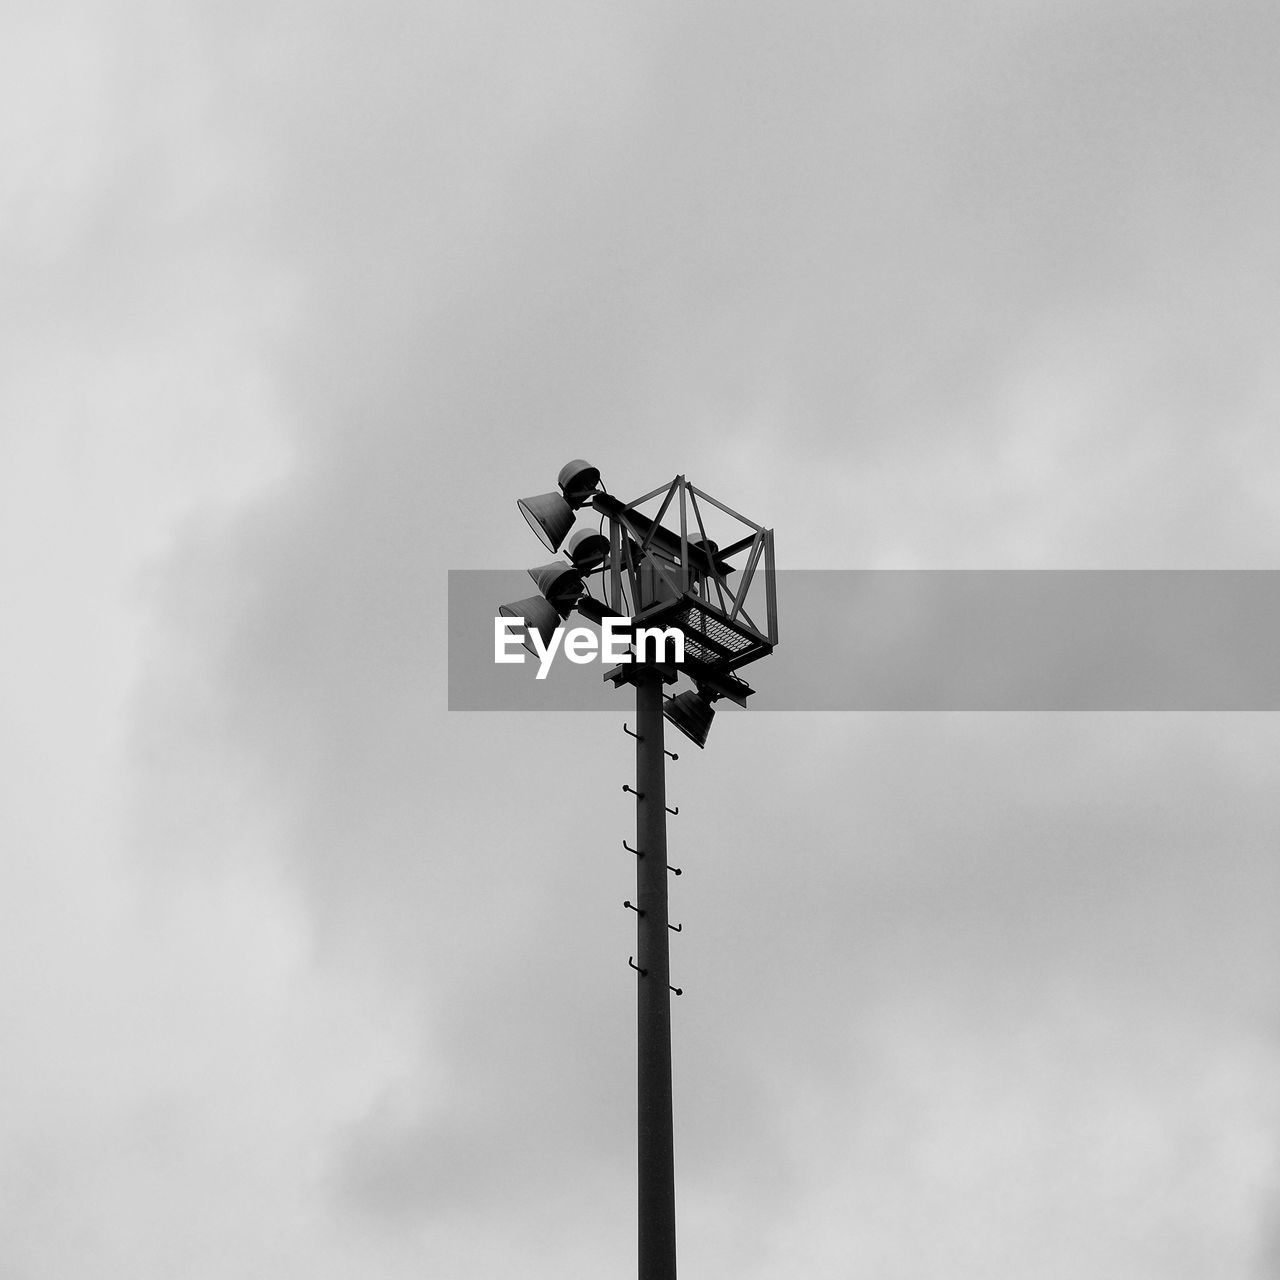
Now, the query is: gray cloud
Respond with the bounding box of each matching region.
[11,0,1279,1274]
[174,0,1280,1270]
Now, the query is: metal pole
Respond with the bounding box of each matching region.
[634,665,677,1280]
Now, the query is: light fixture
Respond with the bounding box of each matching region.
[662,687,717,749]
[517,492,575,552]
[565,528,610,572]
[557,459,601,507]
[498,596,561,655]
[527,562,585,612]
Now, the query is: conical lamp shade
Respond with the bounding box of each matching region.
[557,459,601,507]
[517,492,575,552]
[566,528,610,571]
[499,596,561,655]
[663,690,715,749]
[527,562,584,612]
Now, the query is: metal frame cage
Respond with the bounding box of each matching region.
[590,476,777,685]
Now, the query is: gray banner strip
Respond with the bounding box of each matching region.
[449,570,1280,710]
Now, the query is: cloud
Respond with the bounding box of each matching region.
[8,0,1280,1275]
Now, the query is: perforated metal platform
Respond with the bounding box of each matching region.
[637,595,773,675]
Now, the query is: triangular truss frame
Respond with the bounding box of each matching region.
[590,476,777,681]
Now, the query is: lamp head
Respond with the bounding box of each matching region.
[527,562,585,613]
[663,688,717,749]
[565,528,610,572]
[498,596,562,655]
[516,492,575,552]
[557,459,601,508]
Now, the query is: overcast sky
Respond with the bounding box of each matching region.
[4,2,1280,1276]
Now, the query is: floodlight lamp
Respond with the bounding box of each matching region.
[517,491,575,552]
[498,596,561,655]
[663,688,717,749]
[565,528,610,572]
[528,562,585,613]
[557,459,601,508]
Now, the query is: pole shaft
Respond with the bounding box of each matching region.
[635,667,676,1280]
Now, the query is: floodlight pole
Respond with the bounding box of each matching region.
[514,466,775,1279]
[633,664,677,1280]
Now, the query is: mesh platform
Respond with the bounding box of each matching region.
[661,598,770,671]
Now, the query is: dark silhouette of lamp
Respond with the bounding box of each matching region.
[565,528,610,571]
[528,562,585,612]
[662,687,718,749]
[498,596,561,655]
[557,459,601,506]
[517,492,575,552]
[516,459,602,552]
